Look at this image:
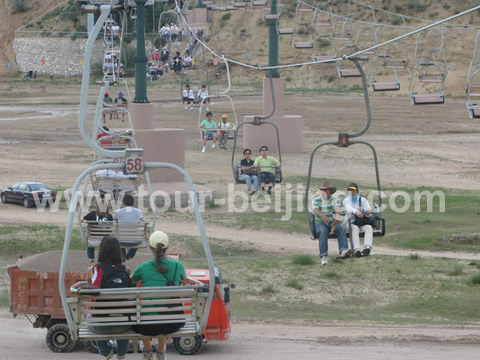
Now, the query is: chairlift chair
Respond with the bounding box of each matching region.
[231,119,283,185]
[373,26,409,70]
[63,5,215,348]
[409,64,445,105]
[466,69,480,118]
[304,58,386,248]
[368,56,400,92]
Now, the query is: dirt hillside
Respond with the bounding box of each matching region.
[1,0,480,94]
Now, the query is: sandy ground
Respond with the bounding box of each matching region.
[1,82,480,358]
[1,309,480,359]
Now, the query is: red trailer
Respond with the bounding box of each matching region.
[8,251,233,355]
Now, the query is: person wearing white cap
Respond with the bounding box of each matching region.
[132,231,186,360]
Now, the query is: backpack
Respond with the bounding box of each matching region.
[98,263,133,289]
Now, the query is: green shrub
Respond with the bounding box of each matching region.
[11,0,29,14]
[443,3,450,10]
[447,264,464,276]
[286,279,304,290]
[219,13,232,28]
[428,12,438,19]
[316,37,331,48]
[292,255,316,266]
[409,253,420,260]
[260,284,276,294]
[468,273,480,285]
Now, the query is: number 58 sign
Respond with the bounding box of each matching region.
[125,149,144,174]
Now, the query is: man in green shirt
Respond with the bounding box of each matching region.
[199,111,218,153]
[254,145,280,195]
[312,181,350,265]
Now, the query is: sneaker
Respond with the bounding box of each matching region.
[321,256,328,266]
[143,351,153,360]
[88,257,95,263]
[211,143,216,149]
[184,106,188,110]
[201,147,206,153]
[362,246,371,256]
[354,249,362,258]
[117,355,126,360]
[190,106,194,110]
[156,352,167,360]
[267,189,272,195]
[105,349,114,360]
[340,249,351,258]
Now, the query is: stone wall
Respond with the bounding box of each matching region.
[13,37,105,76]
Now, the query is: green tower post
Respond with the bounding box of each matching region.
[267,0,280,78]
[133,0,149,103]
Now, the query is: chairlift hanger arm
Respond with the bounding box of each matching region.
[79,5,127,159]
[345,57,371,138]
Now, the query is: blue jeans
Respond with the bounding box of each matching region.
[87,247,95,260]
[122,248,137,260]
[315,220,348,257]
[89,325,130,356]
[239,174,259,191]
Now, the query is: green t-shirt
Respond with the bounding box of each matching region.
[312,195,341,223]
[133,258,186,287]
[254,156,279,174]
[200,119,217,130]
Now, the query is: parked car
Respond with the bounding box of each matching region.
[1,182,56,208]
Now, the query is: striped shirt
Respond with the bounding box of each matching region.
[312,195,341,223]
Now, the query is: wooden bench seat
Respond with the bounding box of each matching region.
[264,14,279,21]
[83,221,151,248]
[338,68,361,77]
[70,284,207,342]
[278,28,294,35]
[411,93,445,104]
[307,210,385,242]
[293,41,313,49]
[370,81,400,92]
[419,74,444,83]
[383,60,407,69]
[92,176,140,194]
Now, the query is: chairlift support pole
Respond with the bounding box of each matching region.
[267,0,280,78]
[134,0,149,103]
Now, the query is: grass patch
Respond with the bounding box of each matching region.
[211,254,480,325]
[0,290,9,308]
[447,264,464,276]
[0,225,84,255]
[260,284,276,295]
[469,273,480,285]
[286,278,304,290]
[292,255,316,266]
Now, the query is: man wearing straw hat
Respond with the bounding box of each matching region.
[312,181,351,265]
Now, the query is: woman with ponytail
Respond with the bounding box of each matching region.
[132,231,186,360]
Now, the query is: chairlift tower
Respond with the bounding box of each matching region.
[242,0,304,153]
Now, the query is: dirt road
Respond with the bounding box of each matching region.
[1,310,479,360]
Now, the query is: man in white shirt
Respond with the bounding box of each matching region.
[114,194,144,259]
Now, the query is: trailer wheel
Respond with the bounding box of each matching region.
[46,323,76,353]
[84,340,99,354]
[173,335,203,355]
